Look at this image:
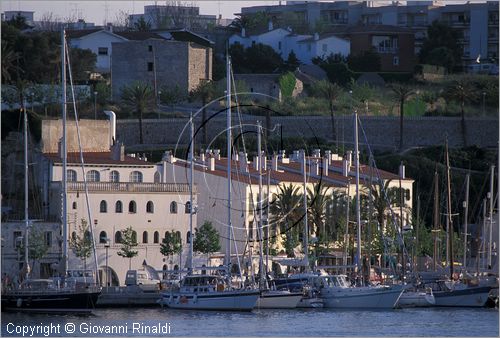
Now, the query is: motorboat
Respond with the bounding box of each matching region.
[397,287,435,308]
[158,275,259,311]
[256,289,302,309]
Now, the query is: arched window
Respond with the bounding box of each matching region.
[72,202,77,210]
[186,231,191,244]
[175,231,181,243]
[129,171,143,183]
[71,231,77,241]
[154,172,161,183]
[109,170,120,182]
[164,231,171,243]
[84,230,91,242]
[154,231,159,244]
[170,201,177,214]
[132,231,137,243]
[146,201,154,213]
[67,169,77,182]
[86,170,100,182]
[115,201,123,213]
[142,231,148,243]
[115,231,123,244]
[99,231,107,243]
[100,200,107,213]
[185,201,191,214]
[129,201,136,213]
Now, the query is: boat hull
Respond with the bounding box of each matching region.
[321,285,404,309]
[158,290,259,311]
[256,291,302,309]
[1,289,100,313]
[433,286,492,307]
[296,297,324,308]
[397,291,435,308]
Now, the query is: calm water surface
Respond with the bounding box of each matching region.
[2,307,499,337]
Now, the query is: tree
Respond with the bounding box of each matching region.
[117,226,138,270]
[1,42,19,84]
[70,219,93,270]
[347,50,381,72]
[160,230,182,267]
[283,50,300,72]
[425,47,456,73]
[419,21,461,72]
[229,43,284,74]
[190,80,220,146]
[193,221,221,263]
[278,72,296,98]
[312,80,343,149]
[120,81,154,144]
[306,183,331,240]
[390,83,415,150]
[270,183,303,256]
[444,79,478,147]
[133,16,151,31]
[68,48,96,84]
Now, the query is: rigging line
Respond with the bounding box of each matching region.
[357,117,411,265]
[65,40,100,285]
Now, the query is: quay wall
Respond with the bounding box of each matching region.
[115,116,498,151]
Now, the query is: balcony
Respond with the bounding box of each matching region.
[377,46,399,54]
[52,181,196,193]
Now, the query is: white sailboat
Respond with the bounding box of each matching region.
[318,113,404,309]
[1,29,101,313]
[158,56,259,311]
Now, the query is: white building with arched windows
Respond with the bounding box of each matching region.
[32,119,197,286]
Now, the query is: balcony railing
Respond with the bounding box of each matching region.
[53,181,196,193]
[377,46,399,54]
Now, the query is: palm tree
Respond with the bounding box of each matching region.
[120,81,154,144]
[191,80,219,147]
[444,79,477,147]
[390,83,415,151]
[269,183,302,256]
[313,80,343,149]
[306,183,331,240]
[1,42,19,84]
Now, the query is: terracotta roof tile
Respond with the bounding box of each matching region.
[43,152,153,166]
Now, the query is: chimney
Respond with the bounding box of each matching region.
[200,152,205,162]
[268,20,273,31]
[323,157,329,176]
[261,152,267,171]
[314,32,319,41]
[313,159,320,176]
[162,150,176,163]
[292,150,300,161]
[342,158,349,177]
[241,27,246,37]
[234,152,239,161]
[399,163,405,179]
[107,22,113,33]
[272,153,278,171]
[325,150,332,164]
[209,157,215,171]
[346,150,352,168]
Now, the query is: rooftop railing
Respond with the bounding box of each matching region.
[57,181,196,193]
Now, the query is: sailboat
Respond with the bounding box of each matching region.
[1,29,101,313]
[157,56,259,311]
[317,113,404,309]
[420,140,494,307]
[253,122,303,309]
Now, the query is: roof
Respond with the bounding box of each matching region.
[43,152,154,166]
[324,25,414,36]
[237,27,290,38]
[154,28,214,47]
[66,29,166,41]
[298,32,349,43]
[294,64,328,84]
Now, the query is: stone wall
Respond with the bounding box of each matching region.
[41,119,110,153]
[115,116,498,151]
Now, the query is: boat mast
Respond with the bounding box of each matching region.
[462,173,470,270]
[445,139,454,280]
[488,165,494,269]
[61,28,68,277]
[301,149,310,271]
[354,112,362,278]
[188,113,194,275]
[23,93,30,281]
[432,170,439,271]
[225,53,232,277]
[257,121,265,287]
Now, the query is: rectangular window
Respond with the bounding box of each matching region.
[148,45,153,52]
[98,47,108,55]
[307,43,311,52]
[278,41,282,50]
[45,232,52,246]
[147,62,154,71]
[393,56,399,66]
[322,44,327,52]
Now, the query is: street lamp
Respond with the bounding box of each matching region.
[104,238,110,287]
[157,90,162,119]
[94,91,98,120]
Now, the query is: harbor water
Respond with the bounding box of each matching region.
[2,307,499,337]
